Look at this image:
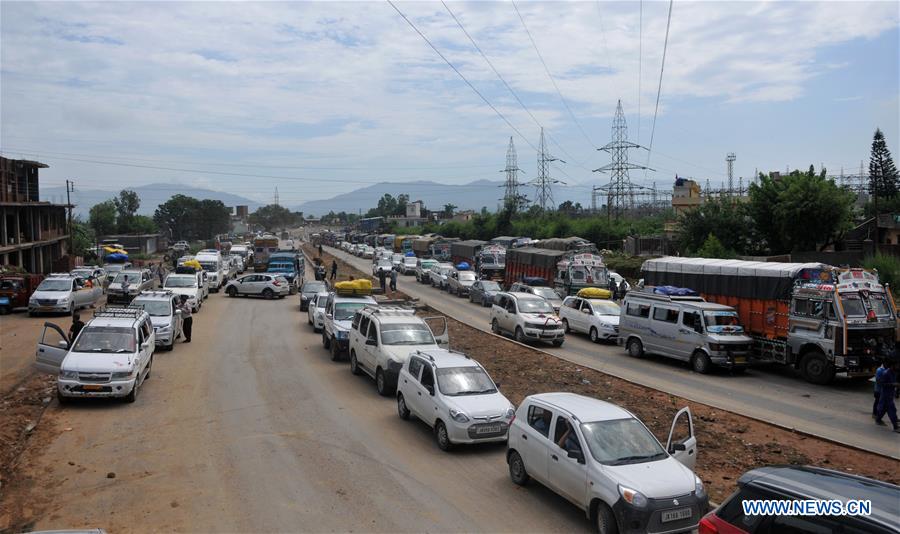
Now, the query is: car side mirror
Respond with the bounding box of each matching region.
[582,309,590,314]
[58,340,69,349]
[567,449,585,464]
[671,443,687,452]
[326,313,333,319]
[425,385,435,396]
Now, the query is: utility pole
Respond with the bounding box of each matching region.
[65,180,75,257]
[726,153,736,196]
[532,128,562,212]
[594,100,650,221]
[274,187,280,207]
[501,137,526,211]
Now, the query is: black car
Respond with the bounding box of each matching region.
[299,280,328,310]
[700,465,900,534]
[469,280,502,307]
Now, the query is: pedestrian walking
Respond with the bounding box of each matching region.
[390,268,397,292]
[179,295,193,343]
[618,279,628,300]
[378,268,387,292]
[874,360,900,432]
[68,312,85,342]
[330,260,338,281]
[318,244,324,256]
[873,361,888,419]
[608,278,618,300]
[157,264,166,285]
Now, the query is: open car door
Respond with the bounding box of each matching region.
[34,322,69,374]
[665,407,697,471]
[423,316,449,349]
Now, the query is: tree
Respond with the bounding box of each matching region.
[395,194,409,216]
[869,128,899,200]
[113,189,141,233]
[195,200,232,239]
[88,200,117,237]
[749,167,854,253]
[442,203,457,218]
[129,215,158,234]
[678,199,753,255]
[248,204,296,231]
[154,194,202,240]
[70,217,95,258]
[694,233,736,259]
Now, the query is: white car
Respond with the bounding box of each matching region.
[491,292,565,347]
[29,275,103,315]
[129,290,184,351]
[429,262,454,290]
[34,307,156,403]
[106,269,154,305]
[348,306,448,396]
[224,273,290,299]
[195,251,225,292]
[447,269,477,297]
[322,292,377,361]
[372,258,393,276]
[391,253,405,270]
[506,393,707,534]
[397,348,514,451]
[361,247,375,259]
[307,291,329,332]
[163,273,203,313]
[401,256,418,275]
[559,296,621,343]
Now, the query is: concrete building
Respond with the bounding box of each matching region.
[671,177,702,216]
[406,200,425,218]
[236,205,249,219]
[1,157,71,273]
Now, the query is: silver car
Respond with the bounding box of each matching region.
[224,273,290,299]
[306,291,329,332]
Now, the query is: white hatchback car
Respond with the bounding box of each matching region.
[306,291,329,332]
[506,393,707,534]
[559,296,621,343]
[491,292,565,347]
[396,349,514,451]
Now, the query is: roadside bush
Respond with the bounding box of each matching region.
[864,252,900,287]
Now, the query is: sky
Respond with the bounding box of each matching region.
[1,0,898,208]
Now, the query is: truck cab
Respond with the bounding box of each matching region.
[555,253,609,296]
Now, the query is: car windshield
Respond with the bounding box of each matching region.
[437,366,497,396]
[334,302,367,321]
[316,296,328,309]
[71,270,93,278]
[36,279,71,291]
[840,295,866,316]
[0,279,21,290]
[302,282,327,293]
[458,272,476,281]
[518,299,554,313]
[580,418,667,465]
[130,300,172,317]
[72,326,136,353]
[165,276,197,288]
[421,261,437,269]
[380,323,435,345]
[113,272,139,284]
[591,301,621,315]
[404,258,417,264]
[704,311,740,326]
[480,281,501,291]
[198,262,217,271]
[532,287,559,300]
[105,265,125,272]
[378,260,392,267]
[269,262,294,271]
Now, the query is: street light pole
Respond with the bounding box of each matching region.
[66,179,75,259]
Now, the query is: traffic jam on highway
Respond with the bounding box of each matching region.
[5,230,899,534]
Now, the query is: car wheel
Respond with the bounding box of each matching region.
[226,286,237,297]
[469,294,474,303]
[308,314,313,325]
[262,288,274,300]
[691,351,712,374]
[491,318,500,335]
[508,450,529,485]
[124,379,138,403]
[397,393,410,420]
[350,352,362,375]
[589,327,599,343]
[562,319,570,333]
[552,339,564,347]
[322,331,331,349]
[595,502,618,534]
[435,421,452,451]
[800,350,835,385]
[514,327,526,343]
[330,339,341,361]
[375,368,389,396]
[627,338,644,358]
[57,389,70,406]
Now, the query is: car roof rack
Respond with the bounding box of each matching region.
[134,290,175,298]
[92,306,145,320]
[360,304,416,316]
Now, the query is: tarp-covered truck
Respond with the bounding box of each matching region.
[450,240,487,268]
[642,257,898,384]
[505,247,567,288]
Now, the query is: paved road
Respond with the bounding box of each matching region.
[328,246,900,459]
[12,262,589,533]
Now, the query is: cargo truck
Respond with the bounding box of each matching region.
[505,248,609,296]
[450,240,487,270]
[477,244,506,282]
[252,235,280,272]
[642,257,897,384]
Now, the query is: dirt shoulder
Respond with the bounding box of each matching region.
[306,244,900,503]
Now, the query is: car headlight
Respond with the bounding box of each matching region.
[695,476,706,498]
[59,370,78,379]
[111,370,135,379]
[505,406,515,419]
[156,325,172,333]
[58,296,70,303]
[603,323,617,330]
[708,343,724,351]
[619,485,648,508]
[29,297,37,304]
[449,408,469,423]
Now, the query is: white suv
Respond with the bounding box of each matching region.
[322,292,377,361]
[490,292,565,347]
[348,306,448,396]
[34,307,156,404]
[396,349,514,451]
[559,296,621,343]
[506,393,706,534]
[129,290,184,351]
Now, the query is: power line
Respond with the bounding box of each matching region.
[645,0,674,169]
[511,0,597,150]
[386,0,538,153]
[637,0,643,145]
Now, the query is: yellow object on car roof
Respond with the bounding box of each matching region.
[576,287,612,299]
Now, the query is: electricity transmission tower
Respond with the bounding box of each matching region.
[726,153,736,195]
[532,128,563,211]
[501,137,527,211]
[593,100,650,220]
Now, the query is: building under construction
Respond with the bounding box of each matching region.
[0,156,71,273]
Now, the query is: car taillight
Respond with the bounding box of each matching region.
[699,512,748,534]
[272,281,281,286]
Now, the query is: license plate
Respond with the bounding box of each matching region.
[0,297,9,305]
[733,357,746,364]
[661,507,692,523]
[476,424,502,434]
[82,384,103,391]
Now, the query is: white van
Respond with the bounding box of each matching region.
[195,251,225,292]
[618,289,752,374]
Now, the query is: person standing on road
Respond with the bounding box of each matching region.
[158,264,166,286]
[390,268,397,293]
[178,295,193,344]
[68,312,85,342]
[330,260,338,281]
[873,361,888,419]
[608,278,618,300]
[618,279,628,300]
[318,244,324,256]
[874,360,899,432]
[378,268,387,292]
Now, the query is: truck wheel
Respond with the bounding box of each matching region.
[627,338,644,358]
[800,351,835,385]
[57,389,70,406]
[691,351,712,374]
[397,393,410,420]
[0,306,8,315]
